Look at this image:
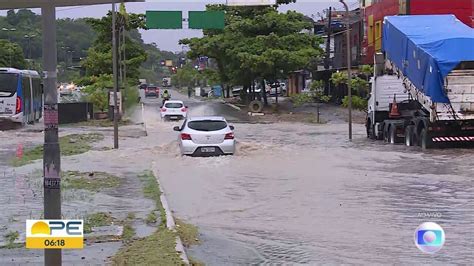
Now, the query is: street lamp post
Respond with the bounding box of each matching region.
[339,0,352,141]
[2,27,17,67]
[24,34,36,61]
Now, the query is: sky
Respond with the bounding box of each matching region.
[4,0,359,52]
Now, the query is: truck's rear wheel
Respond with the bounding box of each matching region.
[388,125,400,144]
[383,124,389,142]
[366,120,376,140]
[420,128,434,150]
[405,125,415,146]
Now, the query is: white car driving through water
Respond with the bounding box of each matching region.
[174,116,235,156]
[161,100,187,120]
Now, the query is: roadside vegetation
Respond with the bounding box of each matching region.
[84,212,114,234]
[138,171,166,226]
[12,133,104,166]
[62,171,120,192]
[112,228,183,265]
[175,218,200,248]
[1,231,21,249]
[112,171,202,265]
[64,118,133,128]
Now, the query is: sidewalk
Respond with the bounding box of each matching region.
[223,96,367,125]
[0,107,188,265]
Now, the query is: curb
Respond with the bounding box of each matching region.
[225,103,241,111]
[152,166,190,265]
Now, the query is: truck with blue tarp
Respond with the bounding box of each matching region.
[366,15,474,149]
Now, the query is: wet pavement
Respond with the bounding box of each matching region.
[0,110,156,264]
[145,90,474,264]
[0,90,472,264]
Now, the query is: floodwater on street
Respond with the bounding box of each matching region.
[0,90,472,264]
[144,92,474,265]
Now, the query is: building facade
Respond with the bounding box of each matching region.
[361,0,474,64]
[332,9,363,69]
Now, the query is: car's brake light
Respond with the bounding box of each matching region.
[181,107,187,112]
[161,108,166,112]
[181,133,192,140]
[15,96,22,114]
[224,132,234,140]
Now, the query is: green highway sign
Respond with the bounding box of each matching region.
[188,11,225,30]
[146,11,182,29]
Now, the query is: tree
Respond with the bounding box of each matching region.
[81,6,147,82]
[172,64,199,88]
[0,9,97,73]
[181,2,323,104]
[82,74,113,112]
[0,39,27,68]
[331,72,369,95]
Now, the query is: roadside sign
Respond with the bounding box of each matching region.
[189,11,225,29]
[226,0,276,6]
[146,11,182,29]
[165,60,174,67]
[109,91,123,114]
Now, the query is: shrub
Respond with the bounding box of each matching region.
[82,74,113,112]
[342,95,368,111]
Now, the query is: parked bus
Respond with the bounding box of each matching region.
[0,68,42,125]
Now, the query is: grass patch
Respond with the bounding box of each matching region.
[112,229,182,265]
[84,212,114,234]
[61,171,120,192]
[12,133,104,166]
[112,171,202,265]
[138,171,166,226]
[126,212,136,220]
[122,223,136,241]
[145,211,158,225]
[3,231,19,249]
[65,119,132,128]
[175,218,200,248]
[189,257,205,266]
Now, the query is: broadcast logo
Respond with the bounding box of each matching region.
[26,220,83,249]
[414,222,445,254]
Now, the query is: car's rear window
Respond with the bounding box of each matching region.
[165,102,183,108]
[187,120,227,131]
[148,87,157,90]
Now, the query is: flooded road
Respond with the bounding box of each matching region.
[0,90,472,264]
[146,92,474,264]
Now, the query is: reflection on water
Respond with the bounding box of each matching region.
[153,119,474,264]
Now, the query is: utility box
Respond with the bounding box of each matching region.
[195,87,202,97]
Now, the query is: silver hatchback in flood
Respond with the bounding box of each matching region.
[174,116,235,156]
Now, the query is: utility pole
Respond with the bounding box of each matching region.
[324,7,332,70]
[41,5,62,265]
[122,26,127,86]
[118,27,122,84]
[112,2,119,149]
[340,0,352,140]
